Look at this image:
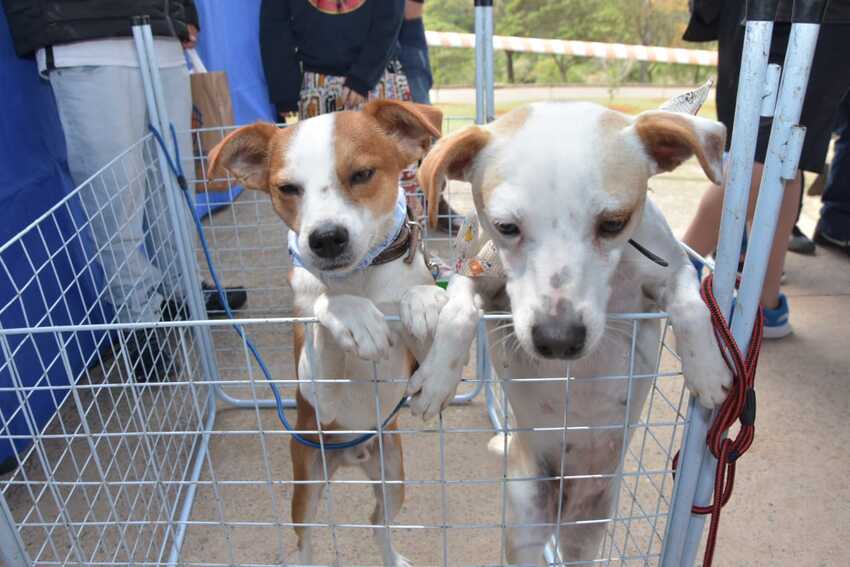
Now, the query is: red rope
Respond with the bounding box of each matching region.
[672,272,764,566]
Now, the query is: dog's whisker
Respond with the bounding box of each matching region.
[490,331,518,353]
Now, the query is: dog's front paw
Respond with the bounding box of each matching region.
[406,298,479,420]
[400,285,449,343]
[314,294,392,361]
[682,343,732,409]
[406,362,462,421]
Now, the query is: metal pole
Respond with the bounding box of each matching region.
[662,13,775,567]
[483,2,496,123]
[678,1,827,565]
[474,1,487,124]
[131,19,223,564]
[661,1,779,564]
[0,492,31,566]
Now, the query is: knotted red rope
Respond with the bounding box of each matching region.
[672,272,764,566]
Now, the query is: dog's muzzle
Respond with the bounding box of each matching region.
[531,319,587,359]
[308,224,350,259]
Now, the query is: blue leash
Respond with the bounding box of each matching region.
[149,124,405,450]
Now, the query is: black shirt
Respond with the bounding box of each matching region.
[260,0,404,114]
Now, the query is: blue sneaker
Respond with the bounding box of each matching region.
[762,293,792,339]
[691,256,704,281]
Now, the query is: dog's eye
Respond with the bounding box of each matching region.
[598,217,629,237]
[278,184,302,196]
[494,221,521,238]
[350,168,375,185]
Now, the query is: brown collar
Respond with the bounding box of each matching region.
[370,210,421,267]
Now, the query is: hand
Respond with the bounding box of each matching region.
[341,86,367,110]
[182,24,199,49]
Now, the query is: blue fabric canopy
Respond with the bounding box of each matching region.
[0,9,108,466]
[192,0,276,218]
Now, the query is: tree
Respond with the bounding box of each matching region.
[499,0,620,83]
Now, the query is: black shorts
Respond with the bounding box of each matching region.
[716,3,850,173]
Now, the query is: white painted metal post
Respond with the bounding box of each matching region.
[677,1,827,565]
[661,1,780,564]
[131,18,222,564]
[0,492,31,566]
[474,0,494,124]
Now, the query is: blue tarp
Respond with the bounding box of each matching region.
[0,9,108,465]
[192,0,276,218]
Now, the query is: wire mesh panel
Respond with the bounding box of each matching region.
[1,124,691,566]
[0,135,211,565]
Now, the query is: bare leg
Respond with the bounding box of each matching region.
[681,162,800,309]
[761,172,800,309]
[682,181,726,256]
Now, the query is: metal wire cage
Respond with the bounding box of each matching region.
[0,15,695,564]
[0,99,696,567]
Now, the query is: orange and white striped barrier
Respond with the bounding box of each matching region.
[425,31,718,67]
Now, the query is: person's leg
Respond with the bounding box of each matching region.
[155,63,248,316]
[815,94,850,251]
[150,64,196,302]
[681,182,726,257]
[681,161,797,310]
[50,66,163,324]
[762,172,801,309]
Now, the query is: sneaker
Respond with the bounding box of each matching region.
[0,455,18,476]
[788,225,816,255]
[813,221,850,256]
[202,281,248,315]
[161,281,248,320]
[762,293,792,339]
[690,256,705,281]
[119,328,176,382]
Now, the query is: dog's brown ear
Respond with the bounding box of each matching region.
[419,125,491,228]
[207,122,281,191]
[633,111,726,184]
[363,100,443,165]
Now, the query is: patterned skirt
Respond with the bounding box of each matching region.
[298,62,425,219]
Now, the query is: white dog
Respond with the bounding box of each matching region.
[208,100,477,567]
[414,97,733,564]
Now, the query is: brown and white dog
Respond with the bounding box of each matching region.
[415,100,733,564]
[208,101,477,567]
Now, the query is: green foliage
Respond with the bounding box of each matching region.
[423,0,708,87]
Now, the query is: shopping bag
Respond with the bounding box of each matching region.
[187,49,234,192]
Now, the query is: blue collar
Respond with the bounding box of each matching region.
[288,187,408,277]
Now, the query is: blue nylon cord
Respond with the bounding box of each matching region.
[149,124,405,450]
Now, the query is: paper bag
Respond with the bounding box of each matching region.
[188,49,234,192]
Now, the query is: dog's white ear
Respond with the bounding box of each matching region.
[363,100,443,165]
[418,125,491,228]
[633,111,726,184]
[207,122,281,191]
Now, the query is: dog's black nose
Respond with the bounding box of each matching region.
[531,321,587,359]
[308,225,350,259]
